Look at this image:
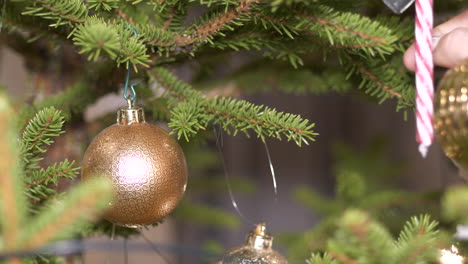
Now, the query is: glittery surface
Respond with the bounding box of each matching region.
[222,245,288,264]
[434,61,468,174]
[221,223,288,264]
[81,121,187,228]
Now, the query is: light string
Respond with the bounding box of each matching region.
[123,238,129,264]
[141,232,175,264]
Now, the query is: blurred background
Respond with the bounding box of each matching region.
[1,42,463,264]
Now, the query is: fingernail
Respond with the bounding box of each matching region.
[432,35,442,50]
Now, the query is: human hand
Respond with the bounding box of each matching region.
[404,10,468,71]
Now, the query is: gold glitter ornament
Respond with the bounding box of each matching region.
[219,223,289,264]
[81,103,188,228]
[434,59,468,179]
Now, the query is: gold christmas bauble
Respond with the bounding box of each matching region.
[434,60,468,178]
[220,223,289,264]
[81,106,188,228]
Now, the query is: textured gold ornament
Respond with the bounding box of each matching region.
[220,223,289,264]
[81,106,188,228]
[434,59,468,178]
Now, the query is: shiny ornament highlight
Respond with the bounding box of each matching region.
[440,245,464,264]
[220,223,288,264]
[81,106,188,228]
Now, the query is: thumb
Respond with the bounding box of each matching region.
[403,28,468,71]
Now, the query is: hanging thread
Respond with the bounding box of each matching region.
[141,232,174,264]
[123,238,129,264]
[214,126,279,225]
[264,142,278,201]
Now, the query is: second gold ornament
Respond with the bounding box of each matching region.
[434,60,468,179]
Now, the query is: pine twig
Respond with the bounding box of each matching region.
[25,160,79,189]
[0,93,24,250]
[20,107,65,170]
[22,0,88,27]
[177,0,258,46]
[149,67,317,146]
[19,178,113,249]
[353,61,402,99]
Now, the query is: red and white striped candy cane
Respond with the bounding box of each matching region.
[415,0,434,157]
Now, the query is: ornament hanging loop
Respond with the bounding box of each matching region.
[122,25,138,104]
[123,67,137,103]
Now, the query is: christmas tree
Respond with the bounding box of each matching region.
[1,0,468,263]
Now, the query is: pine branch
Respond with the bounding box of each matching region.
[19,107,65,171]
[193,0,239,7]
[350,57,415,112]
[72,17,151,69]
[139,23,177,49]
[2,1,69,39]
[358,191,421,212]
[180,0,258,46]
[293,5,405,58]
[19,177,113,249]
[20,0,88,27]
[336,171,366,203]
[250,6,298,38]
[24,160,79,212]
[80,219,143,238]
[307,253,339,264]
[0,92,26,250]
[157,0,188,32]
[116,24,151,70]
[88,0,119,12]
[72,17,120,61]
[25,184,57,208]
[16,81,96,127]
[26,160,79,188]
[149,67,317,146]
[393,215,440,264]
[329,209,395,263]
[213,31,282,51]
[442,186,468,223]
[173,200,239,228]
[282,219,336,262]
[294,186,341,216]
[211,32,306,67]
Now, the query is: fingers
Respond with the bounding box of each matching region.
[404,27,468,71]
[433,10,468,35]
[403,44,416,71]
[403,10,468,71]
[433,27,468,68]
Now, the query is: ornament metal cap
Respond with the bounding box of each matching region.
[246,222,273,250]
[117,100,145,125]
